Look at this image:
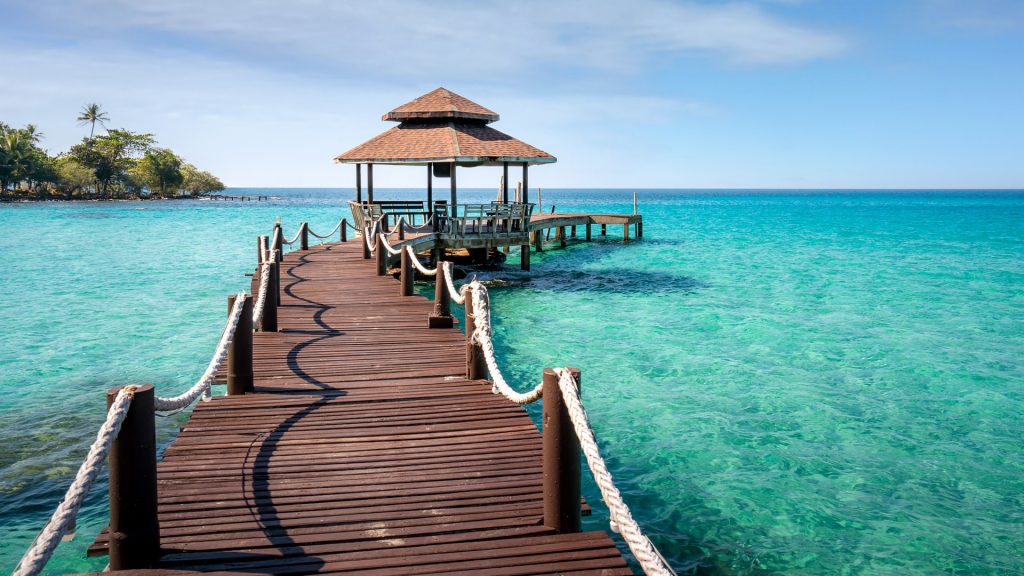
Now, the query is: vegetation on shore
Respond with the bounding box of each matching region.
[1,104,224,201]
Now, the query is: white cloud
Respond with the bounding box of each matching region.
[22,0,847,80]
[0,42,716,188]
[0,0,851,188]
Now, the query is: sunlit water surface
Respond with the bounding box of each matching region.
[1,189,1022,575]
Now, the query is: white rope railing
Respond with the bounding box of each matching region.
[12,387,136,576]
[363,220,381,252]
[385,216,434,236]
[282,227,303,245]
[554,368,676,576]
[308,219,344,239]
[378,233,402,256]
[443,261,468,305]
[153,292,247,411]
[405,246,438,276]
[448,263,676,575]
[251,254,275,328]
[271,226,284,252]
[469,283,544,404]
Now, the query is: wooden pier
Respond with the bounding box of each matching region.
[82,228,638,575]
[8,84,675,576]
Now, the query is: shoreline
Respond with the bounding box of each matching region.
[0,194,264,204]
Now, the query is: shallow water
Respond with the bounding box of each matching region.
[1,189,1022,574]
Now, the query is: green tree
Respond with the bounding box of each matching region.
[69,129,154,197]
[76,103,109,138]
[54,155,96,198]
[0,124,60,196]
[180,163,225,196]
[135,148,183,197]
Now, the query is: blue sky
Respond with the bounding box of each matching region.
[1,0,1021,188]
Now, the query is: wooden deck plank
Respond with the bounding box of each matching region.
[87,236,628,574]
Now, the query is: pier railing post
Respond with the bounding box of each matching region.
[543,367,582,534]
[375,233,387,276]
[272,223,283,262]
[300,223,309,251]
[429,261,453,328]
[400,247,413,296]
[464,291,486,380]
[106,384,159,570]
[274,251,282,307]
[263,261,279,332]
[227,295,253,395]
[341,219,348,243]
[257,235,267,265]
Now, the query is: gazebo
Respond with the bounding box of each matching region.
[334,87,556,213]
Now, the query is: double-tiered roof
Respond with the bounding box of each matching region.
[334,88,556,166]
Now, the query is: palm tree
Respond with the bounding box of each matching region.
[0,131,31,193]
[76,103,109,138]
[23,124,43,144]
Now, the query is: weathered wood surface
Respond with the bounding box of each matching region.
[87,239,631,575]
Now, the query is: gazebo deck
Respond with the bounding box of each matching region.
[382,213,643,253]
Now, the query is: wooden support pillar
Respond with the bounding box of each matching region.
[570,225,576,238]
[585,224,591,241]
[375,234,387,276]
[272,223,282,262]
[367,163,374,203]
[464,293,486,380]
[429,262,453,328]
[623,223,629,242]
[521,244,531,271]
[522,163,529,205]
[601,224,607,236]
[227,295,253,395]
[356,162,364,202]
[637,220,643,238]
[400,248,413,296]
[299,223,308,251]
[543,367,582,534]
[273,249,282,307]
[450,162,457,207]
[557,227,566,248]
[533,230,544,252]
[503,162,509,203]
[427,163,433,210]
[107,384,159,570]
[263,261,278,332]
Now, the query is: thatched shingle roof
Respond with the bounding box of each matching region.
[383,88,499,123]
[335,88,555,166]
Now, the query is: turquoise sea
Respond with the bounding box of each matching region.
[1,189,1022,575]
